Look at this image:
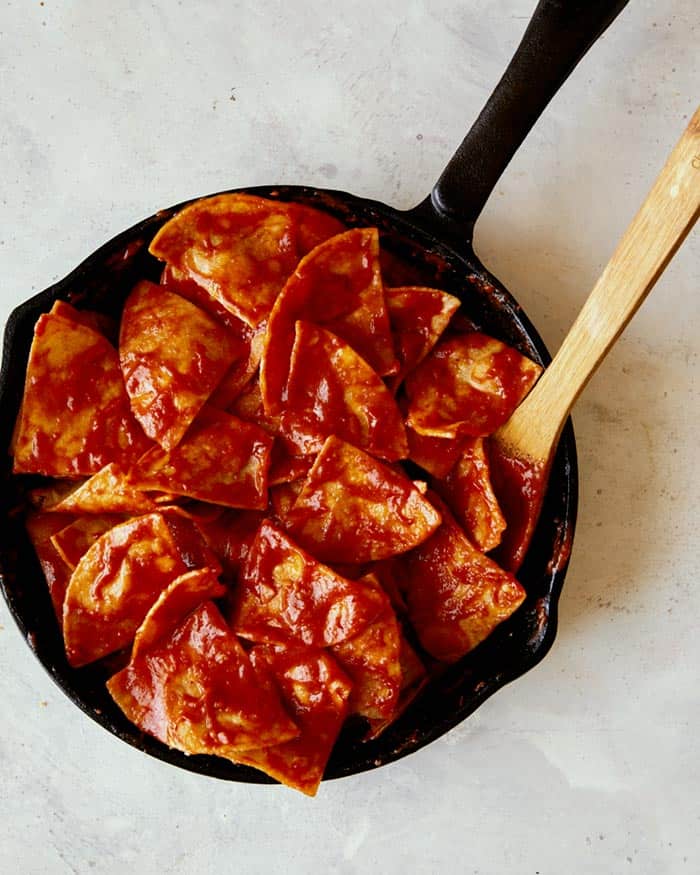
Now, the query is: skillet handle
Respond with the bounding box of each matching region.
[409,0,630,243]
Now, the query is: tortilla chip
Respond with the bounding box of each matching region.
[51,515,126,569]
[405,332,543,438]
[331,575,401,721]
[107,601,299,755]
[405,424,465,479]
[160,509,223,574]
[160,263,251,334]
[131,567,225,659]
[261,228,398,414]
[149,194,300,327]
[208,322,266,410]
[401,495,526,663]
[268,479,305,526]
[231,519,386,647]
[40,463,156,515]
[62,512,189,667]
[366,630,427,740]
[236,644,352,796]
[119,281,241,450]
[285,436,442,563]
[385,286,460,389]
[267,448,314,487]
[280,322,408,460]
[292,204,347,255]
[129,405,273,510]
[25,512,76,624]
[193,508,265,578]
[49,300,116,340]
[12,313,152,477]
[432,437,507,552]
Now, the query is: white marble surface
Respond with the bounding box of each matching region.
[1,1,698,872]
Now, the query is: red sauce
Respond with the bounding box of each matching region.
[487,442,548,573]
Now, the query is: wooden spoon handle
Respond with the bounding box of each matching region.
[498,105,700,464]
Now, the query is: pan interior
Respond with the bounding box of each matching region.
[0,185,577,782]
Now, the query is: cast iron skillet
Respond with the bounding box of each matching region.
[0,0,630,783]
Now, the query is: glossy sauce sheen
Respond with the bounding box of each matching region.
[405,332,542,438]
[107,601,299,755]
[286,436,442,564]
[261,228,398,415]
[281,321,408,460]
[13,314,151,477]
[232,519,387,647]
[119,282,240,450]
[238,644,352,796]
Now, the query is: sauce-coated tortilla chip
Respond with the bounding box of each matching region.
[41,463,156,516]
[208,323,266,410]
[132,567,225,659]
[366,631,427,740]
[25,512,75,624]
[402,495,526,663]
[331,575,401,722]
[231,520,386,647]
[149,194,300,327]
[261,228,398,414]
[432,438,507,552]
[286,436,442,564]
[129,406,273,510]
[292,204,347,255]
[49,300,116,340]
[192,509,265,578]
[62,513,189,667]
[108,601,299,755]
[51,515,126,569]
[13,313,151,477]
[281,322,408,460]
[119,281,241,450]
[268,479,305,526]
[405,332,543,438]
[236,644,352,796]
[385,286,460,389]
[405,423,465,479]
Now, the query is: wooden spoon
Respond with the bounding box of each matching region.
[492,105,700,573]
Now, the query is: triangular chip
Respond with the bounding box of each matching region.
[331,575,401,722]
[107,601,299,755]
[405,423,465,479]
[119,281,241,450]
[432,437,506,552]
[230,519,386,647]
[132,567,225,659]
[236,644,352,796]
[192,509,265,578]
[285,436,442,564]
[280,322,408,460]
[149,194,301,327]
[366,630,427,740]
[385,286,460,390]
[41,463,156,515]
[25,512,76,624]
[49,300,116,340]
[405,332,543,438]
[129,406,273,510]
[292,204,347,255]
[208,322,266,410]
[401,494,526,663]
[62,512,189,667]
[261,228,398,414]
[160,263,252,334]
[51,514,126,569]
[12,312,151,477]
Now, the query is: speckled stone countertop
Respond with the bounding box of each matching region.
[1,2,698,872]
